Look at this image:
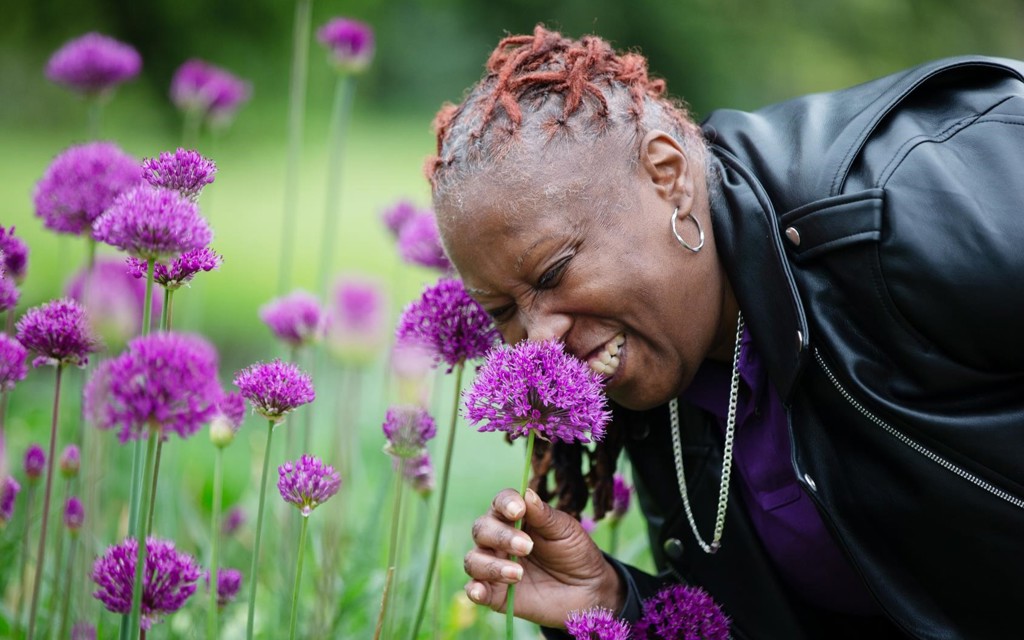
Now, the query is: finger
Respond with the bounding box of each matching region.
[490,488,527,523]
[463,548,524,585]
[471,514,534,557]
[522,488,576,541]
[465,580,508,612]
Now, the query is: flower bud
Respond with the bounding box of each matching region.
[209,415,236,448]
[60,444,81,478]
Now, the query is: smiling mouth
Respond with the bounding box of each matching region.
[588,333,624,378]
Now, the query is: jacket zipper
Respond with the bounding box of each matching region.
[813,348,1024,510]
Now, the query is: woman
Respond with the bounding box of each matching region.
[432,25,1024,639]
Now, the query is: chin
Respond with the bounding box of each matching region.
[606,385,667,412]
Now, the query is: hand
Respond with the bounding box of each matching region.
[463,487,624,628]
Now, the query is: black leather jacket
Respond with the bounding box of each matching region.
[611,56,1024,640]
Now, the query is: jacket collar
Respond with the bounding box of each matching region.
[706,146,810,402]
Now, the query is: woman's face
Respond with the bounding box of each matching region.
[438,134,733,410]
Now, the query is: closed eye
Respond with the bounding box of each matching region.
[486,303,516,323]
[536,255,571,289]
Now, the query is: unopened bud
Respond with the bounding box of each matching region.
[209,416,236,448]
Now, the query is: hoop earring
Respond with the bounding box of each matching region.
[670,207,704,252]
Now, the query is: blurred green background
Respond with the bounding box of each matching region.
[1,1,1022,637]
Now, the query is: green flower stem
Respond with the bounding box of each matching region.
[410,361,464,640]
[275,0,313,295]
[288,515,310,640]
[49,478,72,634]
[127,426,160,639]
[86,237,97,272]
[86,97,102,140]
[145,440,164,533]
[506,429,536,640]
[378,460,406,639]
[316,73,356,295]
[182,108,203,150]
[141,259,155,337]
[56,532,79,640]
[208,446,224,640]
[373,567,395,640]
[161,289,172,332]
[15,483,37,634]
[246,420,277,640]
[27,365,65,640]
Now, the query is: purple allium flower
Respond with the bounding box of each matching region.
[233,360,315,424]
[259,291,325,348]
[0,476,20,525]
[86,332,220,442]
[317,18,375,74]
[277,454,341,517]
[45,32,141,96]
[565,607,632,640]
[16,298,98,368]
[464,340,610,444]
[390,338,435,381]
[70,622,96,640]
[93,184,212,262]
[634,584,730,640]
[0,226,28,282]
[66,257,156,348]
[580,516,596,536]
[170,59,251,128]
[207,567,242,608]
[142,148,217,202]
[33,142,141,236]
[397,211,452,272]
[395,278,500,372]
[381,200,419,238]
[221,506,245,536]
[64,496,85,532]
[24,444,46,480]
[325,277,387,366]
[612,473,631,520]
[403,453,434,496]
[382,405,437,459]
[59,444,81,478]
[0,333,28,391]
[127,246,222,291]
[0,278,19,313]
[209,391,246,448]
[91,537,202,630]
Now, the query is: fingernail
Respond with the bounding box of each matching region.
[511,536,533,556]
[501,565,523,581]
[526,489,541,506]
[504,500,524,519]
[469,585,485,602]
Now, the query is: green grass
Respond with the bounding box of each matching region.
[0,96,653,639]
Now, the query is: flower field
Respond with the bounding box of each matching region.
[0,19,654,640]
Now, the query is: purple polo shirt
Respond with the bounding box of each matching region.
[681,329,878,615]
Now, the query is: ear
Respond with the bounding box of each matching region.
[638,130,693,212]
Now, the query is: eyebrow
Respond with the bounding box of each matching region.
[514,238,545,273]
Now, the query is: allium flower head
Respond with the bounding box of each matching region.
[127,246,222,291]
[24,444,46,480]
[91,537,202,630]
[170,59,251,128]
[93,184,212,262]
[259,291,325,348]
[277,454,341,517]
[0,278,18,314]
[395,278,500,372]
[0,476,20,525]
[403,453,434,497]
[612,473,631,520]
[60,444,81,478]
[70,623,96,640]
[66,257,156,348]
[33,142,141,236]
[46,32,141,95]
[221,506,245,536]
[565,607,633,640]
[64,496,85,532]
[580,517,596,536]
[86,332,221,442]
[634,584,730,640]
[464,340,610,444]
[207,568,242,608]
[381,200,419,237]
[325,277,387,366]
[142,148,217,202]
[317,18,375,74]
[233,360,315,424]
[0,333,28,391]
[382,405,437,459]
[398,211,452,272]
[0,226,29,282]
[16,298,98,368]
[209,391,246,448]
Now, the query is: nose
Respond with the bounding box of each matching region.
[520,308,572,344]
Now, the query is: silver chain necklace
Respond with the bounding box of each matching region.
[669,311,744,554]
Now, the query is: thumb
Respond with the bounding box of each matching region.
[522,488,578,542]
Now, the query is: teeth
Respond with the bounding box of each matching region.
[588,333,625,378]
